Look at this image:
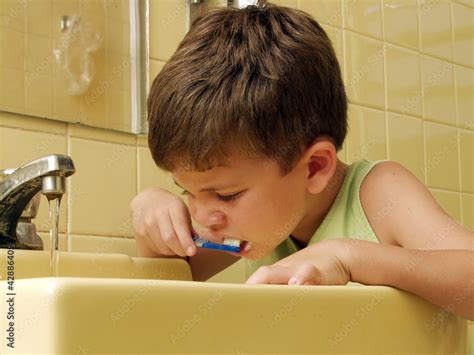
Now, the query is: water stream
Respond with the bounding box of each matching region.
[47,196,62,276]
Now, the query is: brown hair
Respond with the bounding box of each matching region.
[148,1,347,174]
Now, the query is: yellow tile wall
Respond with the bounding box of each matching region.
[0,0,132,132]
[0,0,472,295]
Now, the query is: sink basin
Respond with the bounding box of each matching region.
[0,249,192,280]
[0,250,467,354]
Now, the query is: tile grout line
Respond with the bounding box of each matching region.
[449,1,464,225]
[341,27,473,70]
[381,0,389,161]
[339,0,348,163]
[417,0,428,187]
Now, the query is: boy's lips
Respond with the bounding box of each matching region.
[230,240,251,256]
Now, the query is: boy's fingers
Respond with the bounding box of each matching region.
[146,220,174,255]
[245,265,293,285]
[288,263,322,285]
[140,215,173,255]
[169,207,196,256]
[245,264,322,285]
[157,212,187,257]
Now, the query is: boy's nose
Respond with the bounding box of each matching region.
[192,205,226,231]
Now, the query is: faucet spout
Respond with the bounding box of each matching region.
[0,154,75,249]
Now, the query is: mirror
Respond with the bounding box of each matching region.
[0,0,148,134]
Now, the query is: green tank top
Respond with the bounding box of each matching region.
[245,159,387,279]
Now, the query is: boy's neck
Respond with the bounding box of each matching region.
[291,159,349,248]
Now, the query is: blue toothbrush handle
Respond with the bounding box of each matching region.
[192,235,241,253]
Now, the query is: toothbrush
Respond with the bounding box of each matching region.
[192,235,241,253]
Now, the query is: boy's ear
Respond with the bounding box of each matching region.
[302,140,338,194]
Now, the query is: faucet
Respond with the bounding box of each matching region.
[0,154,75,250]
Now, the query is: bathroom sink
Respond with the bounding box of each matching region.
[0,249,192,280]
[0,250,467,354]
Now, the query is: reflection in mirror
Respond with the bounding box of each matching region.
[0,0,148,134]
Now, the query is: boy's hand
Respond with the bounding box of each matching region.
[130,187,198,258]
[245,239,352,285]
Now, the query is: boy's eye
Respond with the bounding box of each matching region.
[216,191,242,202]
[180,189,242,202]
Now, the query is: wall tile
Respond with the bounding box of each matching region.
[344,32,385,109]
[452,2,474,67]
[69,234,137,257]
[271,0,298,7]
[422,56,456,126]
[69,120,136,145]
[149,0,186,62]
[387,112,424,182]
[0,126,68,173]
[52,71,82,122]
[0,111,67,134]
[0,68,24,111]
[138,146,182,196]
[424,121,460,191]
[459,129,473,193]
[346,104,387,163]
[322,24,344,72]
[454,0,474,7]
[69,137,137,237]
[0,0,26,32]
[430,189,462,223]
[419,0,452,61]
[104,50,129,92]
[385,44,421,117]
[461,193,473,230]
[137,134,148,147]
[343,0,383,39]
[25,34,53,76]
[106,88,131,132]
[25,74,53,117]
[383,0,418,50]
[38,232,68,251]
[299,0,342,27]
[26,0,52,36]
[0,28,24,70]
[455,65,474,129]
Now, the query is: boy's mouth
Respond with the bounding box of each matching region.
[233,240,252,256]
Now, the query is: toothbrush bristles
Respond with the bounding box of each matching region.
[223,238,241,247]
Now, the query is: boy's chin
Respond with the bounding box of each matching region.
[240,246,274,261]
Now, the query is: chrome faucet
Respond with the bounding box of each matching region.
[0,154,75,250]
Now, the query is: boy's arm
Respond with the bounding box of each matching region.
[357,161,474,319]
[345,240,474,320]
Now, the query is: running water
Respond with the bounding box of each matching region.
[47,196,62,277]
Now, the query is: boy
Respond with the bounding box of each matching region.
[131,1,473,320]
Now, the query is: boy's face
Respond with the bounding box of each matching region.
[172,154,309,260]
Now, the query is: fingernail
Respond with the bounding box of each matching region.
[289,277,299,285]
[186,246,195,256]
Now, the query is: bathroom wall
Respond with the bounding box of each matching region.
[0,0,472,294]
[0,0,133,131]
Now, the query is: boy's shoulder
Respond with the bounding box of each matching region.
[359,160,473,250]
